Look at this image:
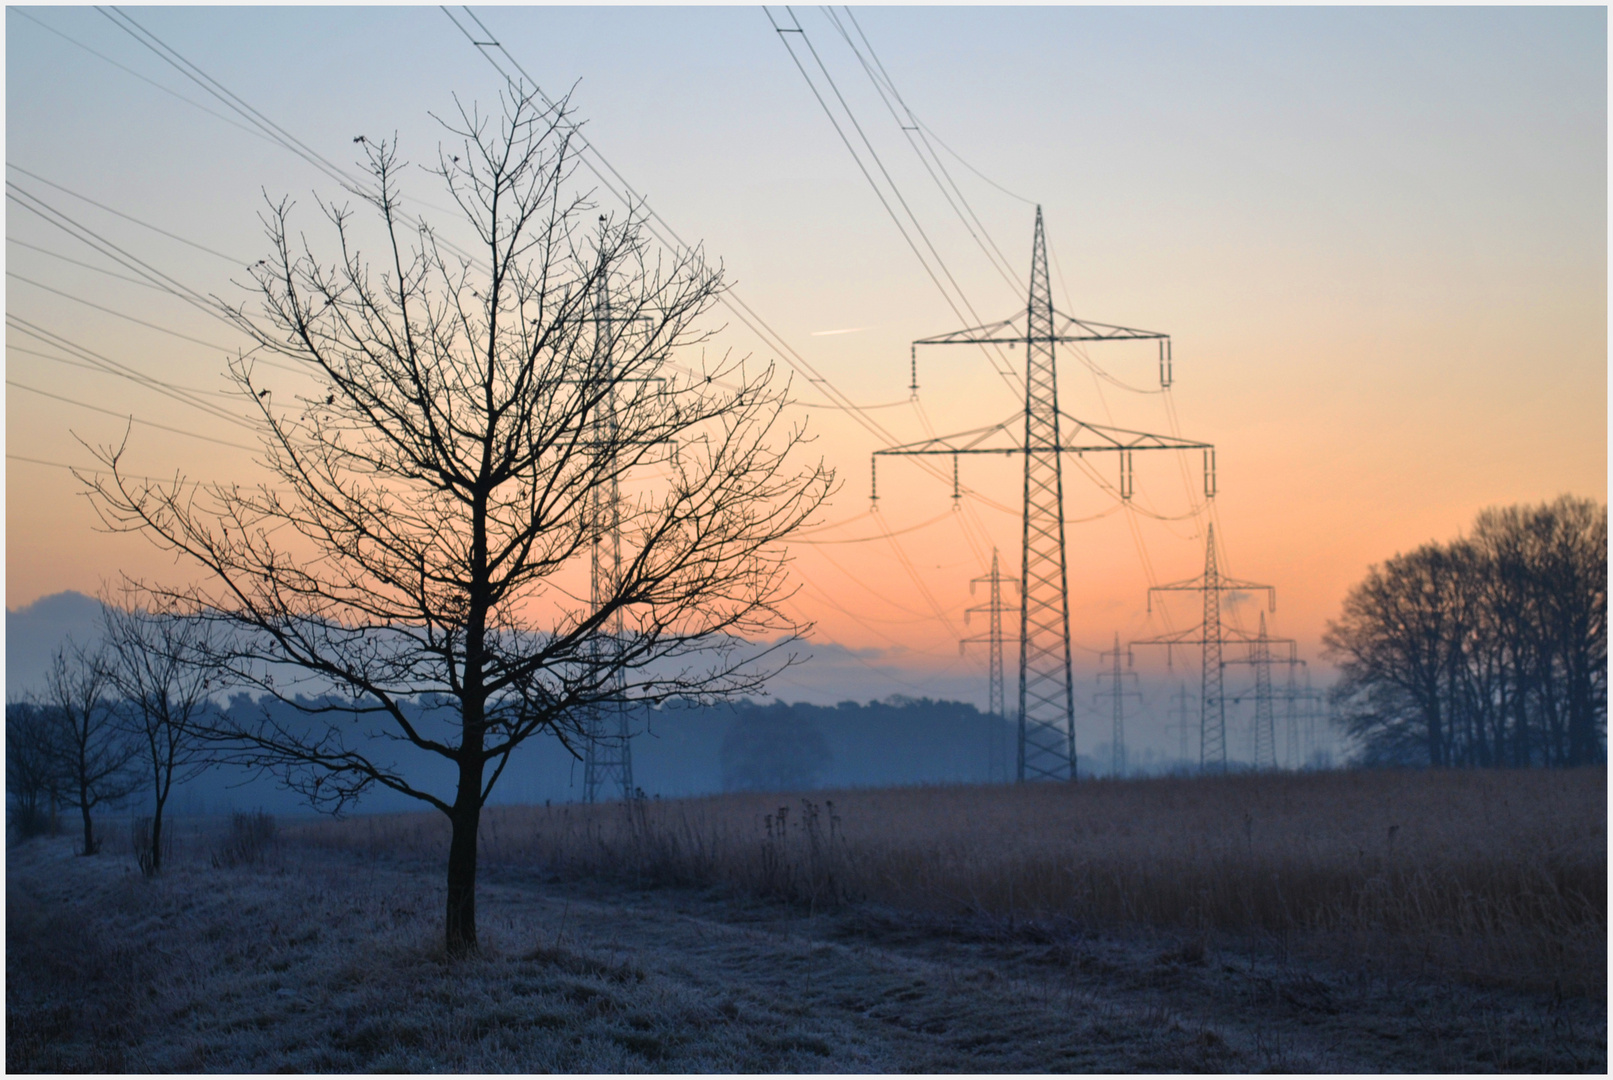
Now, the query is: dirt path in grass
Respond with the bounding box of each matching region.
[8,836,1603,1072]
[477,869,1310,1072]
[477,868,1602,1073]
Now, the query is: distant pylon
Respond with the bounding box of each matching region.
[1167,684,1193,766]
[1283,665,1324,767]
[963,547,1017,783]
[874,208,1213,782]
[1224,610,1298,770]
[582,239,633,804]
[1202,527,1227,768]
[1131,524,1276,773]
[1095,632,1141,778]
[1250,614,1276,769]
[1279,652,1314,768]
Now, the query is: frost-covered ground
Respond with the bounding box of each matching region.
[8,825,1604,1072]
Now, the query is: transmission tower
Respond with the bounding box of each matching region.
[873,208,1213,782]
[1223,612,1296,770]
[1095,633,1141,778]
[1131,524,1275,773]
[1277,652,1316,768]
[962,547,1017,783]
[1251,615,1276,769]
[1282,665,1325,767]
[582,242,634,804]
[1166,684,1193,767]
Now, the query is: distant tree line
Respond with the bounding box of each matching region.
[1325,496,1606,768]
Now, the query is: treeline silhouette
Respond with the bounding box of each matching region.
[1325,496,1606,767]
[7,686,1015,838]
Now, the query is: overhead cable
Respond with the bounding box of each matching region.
[8,379,259,452]
[440,5,1002,526]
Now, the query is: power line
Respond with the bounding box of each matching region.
[98,6,364,196]
[8,235,170,290]
[7,379,259,452]
[7,162,247,264]
[442,3,1013,612]
[765,6,1022,396]
[94,6,485,269]
[7,316,253,429]
[790,507,953,545]
[7,452,287,493]
[8,182,242,320]
[5,183,304,375]
[810,9,1204,632]
[439,7,950,464]
[778,6,1203,618]
[7,270,239,352]
[826,7,1024,295]
[10,8,289,148]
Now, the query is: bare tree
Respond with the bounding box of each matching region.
[84,89,832,954]
[101,597,219,875]
[1325,496,1607,767]
[42,642,140,855]
[6,700,65,839]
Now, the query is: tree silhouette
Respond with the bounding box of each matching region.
[42,642,139,855]
[1325,496,1606,767]
[720,704,833,792]
[101,595,219,876]
[84,89,831,954]
[6,701,65,839]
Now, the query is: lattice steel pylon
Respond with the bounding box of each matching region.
[1095,632,1141,777]
[1252,615,1276,769]
[1248,614,1279,769]
[1132,524,1276,773]
[582,251,634,804]
[1167,684,1193,766]
[1281,664,1323,768]
[874,208,1213,782]
[1224,612,1298,770]
[1279,651,1314,768]
[962,547,1017,783]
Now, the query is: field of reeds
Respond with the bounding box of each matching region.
[302,767,1606,997]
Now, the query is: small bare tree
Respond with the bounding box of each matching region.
[85,89,831,954]
[101,596,219,876]
[42,642,140,855]
[6,700,65,839]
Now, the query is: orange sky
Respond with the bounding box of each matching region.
[7,7,1606,711]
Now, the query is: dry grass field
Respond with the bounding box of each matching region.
[7,767,1605,1072]
[310,767,1606,995]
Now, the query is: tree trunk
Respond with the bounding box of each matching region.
[150,800,165,876]
[444,755,486,957]
[79,802,95,856]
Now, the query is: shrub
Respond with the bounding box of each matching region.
[211,810,278,869]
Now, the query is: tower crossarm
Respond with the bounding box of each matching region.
[1058,413,1211,452]
[911,311,1169,347]
[871,412,1210,457]
[1222,636,1298,666]
[1131,624,1213,649]
[912,316,1022,346]
[1147,577,1275,611]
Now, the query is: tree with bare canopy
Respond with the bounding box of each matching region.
[1325,496,1606,768]
[101,594,219,876]
[83,90,833,955]
[42,642,140,855]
